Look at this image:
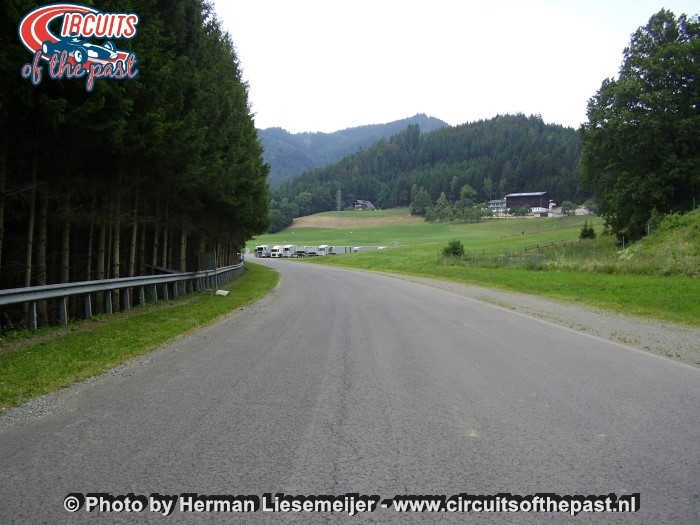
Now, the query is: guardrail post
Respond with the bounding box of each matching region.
[138,286,145,306]
[172,282,179,298]
[163,282,169,301]
[105,291,113,314]
[123,288,130,311]
[84,294,93,318]
[151,284,158,302]
[28,301,38,330]
[59,297,68,326]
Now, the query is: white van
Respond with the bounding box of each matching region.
[270,245,282,258]
[255,245,270,257]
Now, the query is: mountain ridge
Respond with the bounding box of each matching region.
[268,114,586,231]
[258,113,448,186]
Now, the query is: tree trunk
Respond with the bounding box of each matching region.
[198,236,206,270]
[168,231,173,270]
[112,180,121,311]
[0,138,6,275]
[112,185,121,280]
[96,216,106,311]
[128,190,138,277]
[37,184,48,324]
[179,222,187,272]
[139,217,146,275]
[86,191,96,281]
[151,199,160,273]
[24,157,37,289]
[61,194,71,283]
[106,222,112,279]
[161,201,168,268]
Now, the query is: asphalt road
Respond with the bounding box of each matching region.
[1,259,698,524]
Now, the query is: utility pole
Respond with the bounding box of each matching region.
[336,188,341,212]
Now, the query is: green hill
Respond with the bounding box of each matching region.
[622,209,700,276]
[270,114,585,231]
[258,114,448,187]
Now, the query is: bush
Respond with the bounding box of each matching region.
[442,240,465,257]
[580,220,596,239]
[561,200,575,215]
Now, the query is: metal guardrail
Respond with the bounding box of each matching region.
[0,262,244,330]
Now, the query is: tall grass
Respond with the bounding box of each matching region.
[438,235,697,277]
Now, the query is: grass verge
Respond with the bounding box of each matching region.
[305,249,700,326]
[0,262,278,411]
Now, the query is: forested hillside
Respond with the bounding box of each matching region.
[0,1,269,304]
[270,114,584,230]
[259,113,447,186]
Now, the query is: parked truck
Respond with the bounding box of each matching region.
[255,245,270,258]
[282,245,295,257]
[270,245,282,258]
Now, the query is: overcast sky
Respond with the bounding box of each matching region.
[213,0,698,133]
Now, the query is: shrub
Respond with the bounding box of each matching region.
[561,200,575,215]
[442,239,465,257]
[580,220,596,239]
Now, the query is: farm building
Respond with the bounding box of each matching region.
[488,199,507,215]
[353,200,376,210]
[505,192,548,210]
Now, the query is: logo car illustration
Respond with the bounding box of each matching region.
[41,36,119,64]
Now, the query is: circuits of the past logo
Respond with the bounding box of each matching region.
[18,3,139,91]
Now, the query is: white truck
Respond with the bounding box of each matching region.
[282,245,295,257]
[270,245,282,258]
[255,245,270,258]
[318,245,336,256]
[305,245,319,256]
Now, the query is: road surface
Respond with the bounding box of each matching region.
[1,259,698,523]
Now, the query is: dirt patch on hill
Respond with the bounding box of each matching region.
[290,213,423,229]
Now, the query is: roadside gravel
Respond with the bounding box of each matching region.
[364,270,700,367]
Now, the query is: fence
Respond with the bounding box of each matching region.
[0,262,244,330]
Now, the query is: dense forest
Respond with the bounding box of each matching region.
[269,114,584,231]
[0,1,269,320]
[259,113,447,187]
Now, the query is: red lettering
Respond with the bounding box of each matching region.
[60,13,72,37]
[114,15,127,37]
[106,14,116,37]
[95,14,109,37]
[66,12,81,36]
[126,53,138,78]
[82,14,96,36]
[86,63,103,92]
[113,60,126,79]
[49,53,60,77]
[123,15,139,38]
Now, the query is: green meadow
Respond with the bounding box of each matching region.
[249,208,600,249]
[253,209,699,325]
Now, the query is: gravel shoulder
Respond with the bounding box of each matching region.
[356,269,700,367]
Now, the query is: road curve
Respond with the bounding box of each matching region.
[0,259,698,524]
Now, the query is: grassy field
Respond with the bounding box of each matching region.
[307,247,699,325]
[261,208,698,325]
[0,263,278,410]
[249,208,601,249]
